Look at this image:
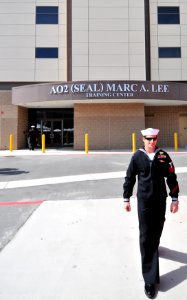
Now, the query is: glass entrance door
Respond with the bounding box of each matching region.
[41,120,63,147]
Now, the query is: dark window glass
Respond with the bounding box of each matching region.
[158,47,181,58]
[158,6,180,24]
[35,48,58,58]
[37,7,58,14]
[36,6,58,24]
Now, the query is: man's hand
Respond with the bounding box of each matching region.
[170,201,179,213]
[124,202,131,212]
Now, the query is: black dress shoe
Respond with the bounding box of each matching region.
[144,283,155,299]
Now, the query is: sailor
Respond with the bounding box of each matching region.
[27,125,38,150]
[123,128,179,298]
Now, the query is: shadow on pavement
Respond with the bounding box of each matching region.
[159,246,187,292]
[0,168,29,176]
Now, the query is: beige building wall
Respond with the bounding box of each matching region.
[0,0,67,82]
[0,91,28,150]
[74,103,187,150]
[74,103,145,150]
[150,0,187,81]
[17,106,28,149]
[0,91,17,149]
[72,0,146,81]
[145,105,187,148]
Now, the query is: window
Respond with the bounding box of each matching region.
[35,48,58,58]
[158,7,180,24]
[36,6,58,24]
[158,47,181,58]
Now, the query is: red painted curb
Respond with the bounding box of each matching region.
[0,200,44,206]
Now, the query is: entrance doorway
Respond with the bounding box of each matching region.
[179,116,187,148]
[41,120,63,147]
[28,108,74,148]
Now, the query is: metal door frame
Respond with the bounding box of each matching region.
[41,119,63,147]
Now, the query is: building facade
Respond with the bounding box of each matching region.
[1,0,187,150]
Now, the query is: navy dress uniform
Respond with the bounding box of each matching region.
[123,128,179,298]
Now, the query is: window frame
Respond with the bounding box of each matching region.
[36,6,58,24]
[35,47,59,59]
[157,6,180,24]
[158,47,181,58]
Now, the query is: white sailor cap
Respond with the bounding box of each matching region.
[31,125,35,128]
[141,128,159,136]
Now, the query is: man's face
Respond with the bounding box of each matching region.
[143,135,158,150]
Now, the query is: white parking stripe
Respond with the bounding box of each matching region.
[0,167,187,190]
[0,171,125,189]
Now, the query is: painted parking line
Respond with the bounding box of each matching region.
[0,171,125,190]
[0,167,187,190]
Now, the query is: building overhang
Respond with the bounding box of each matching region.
[12,80,187,108]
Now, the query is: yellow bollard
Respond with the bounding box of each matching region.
[42,134,45,153]
[132,132,136,153]
[85,133,89,154]
[9,134,13,152]
[174,132,178,152]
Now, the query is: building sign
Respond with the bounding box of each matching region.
[50,81,170,100]
[12,80,187,107]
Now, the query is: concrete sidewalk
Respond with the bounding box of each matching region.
[0,148,133,156]
[1,148,187,157]
[0,197,186,300]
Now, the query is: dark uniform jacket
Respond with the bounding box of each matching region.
[123,147,179,201]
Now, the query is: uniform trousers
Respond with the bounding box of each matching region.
[137,197,166,284]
